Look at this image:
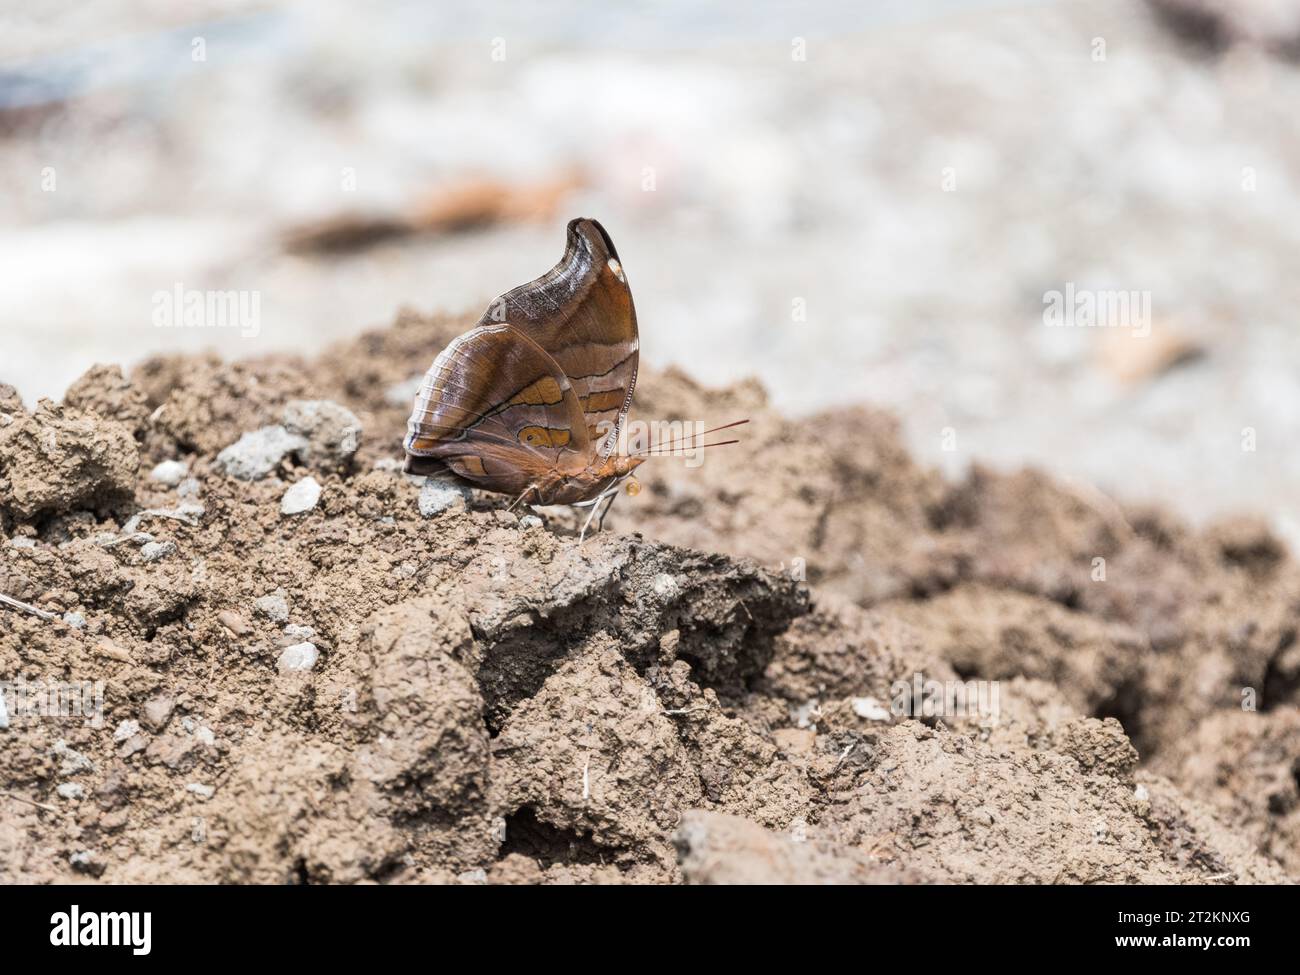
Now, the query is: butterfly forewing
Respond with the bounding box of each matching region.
[477,218,639,458]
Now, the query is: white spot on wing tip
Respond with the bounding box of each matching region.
[607,258,625,282]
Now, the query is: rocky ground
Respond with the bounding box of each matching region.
[1,308,1297,884]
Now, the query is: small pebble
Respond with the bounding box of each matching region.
[419,478,470,517]
[54,739,94,775]
[215,425,307,481]
[283,623,317,640]
[1134,783,1150,802]
[281,476,322,516]
[10,537,36,549]
[519,514,543,529]
[62,611,85,629]
[0,688,8,729]
[177,477,202,499]
[141,695,175,732]
[56,783,84,800]
[217,610,250,637]
[194,725,216,747]
[96,638,132,663]
[112,719,140,743]
[140,540,176,562]
[69,850,105,877]
[851,697,892,722]
[186,782,215,799]
[149,459,188,486]
[254,592,290,623]
[652,573,680,597]
[277,642,319,672]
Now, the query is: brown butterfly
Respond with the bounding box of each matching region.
[403,217,744,540]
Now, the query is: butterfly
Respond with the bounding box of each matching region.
[404,217,744,540]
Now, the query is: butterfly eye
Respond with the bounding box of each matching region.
[624,476,641,497]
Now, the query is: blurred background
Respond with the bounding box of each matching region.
[2,0,1299,541]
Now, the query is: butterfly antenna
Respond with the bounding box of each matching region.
[637,439,741,456]
[633,419,749,456]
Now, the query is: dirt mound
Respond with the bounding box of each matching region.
[0,310,1295,884]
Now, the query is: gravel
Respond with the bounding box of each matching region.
[215,425,308,481]
[149,459,189,486]
[254,591,290,623]
[419,478,471,517]
[140,539,176,562]
[281,476,322,516]
[277,642,319,672]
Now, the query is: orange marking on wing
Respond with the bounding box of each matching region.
[509,376,564,406]
[579,389,625,413]
[451,455,487,477]
[518,426,571,448]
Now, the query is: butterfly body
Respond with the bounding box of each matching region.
[404,219,646,524]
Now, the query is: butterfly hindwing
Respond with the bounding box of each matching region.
[477,218,639,457]
[404,323,591,492]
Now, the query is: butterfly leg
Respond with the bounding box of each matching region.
[577,498,603,545]
[576,485,621,544]
[507,484,539,513]
[595,489,619,533]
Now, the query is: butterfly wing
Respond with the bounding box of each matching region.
[478,218,638,459]
[404,323,591,494]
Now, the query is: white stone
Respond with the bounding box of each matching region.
[281,476,322,516]
[56,783,84,800]
[140,540,176,562]
[149,460,188,486]
[652,573,679,597]
[419,478,470,517]
[53,739,94,775]
[113,719,140,742]
[277,642,319,672]
[216,425,307,481]
[254,592,290,623]
[186,782,215,799]
[851,696,892,722]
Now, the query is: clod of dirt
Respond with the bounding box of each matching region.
[1164,709,1300,876]
[0,399,138,519]
[0,383,24,416]
[282,400,362,472]
[63,364,151,437]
